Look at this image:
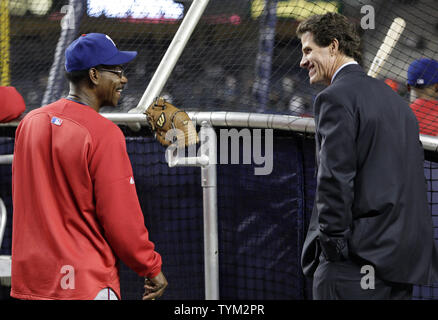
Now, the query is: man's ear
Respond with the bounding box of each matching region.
[330,38,340,55]
[89,68,99,86]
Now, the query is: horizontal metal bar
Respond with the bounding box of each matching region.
[419,134,438,153]
[0,113,149,127]
[100,113,149,124]
[0,255,11,278]
[0,155,13,165]
[2,111,438,152]
[167,154,209,167]
[187,111,316,134]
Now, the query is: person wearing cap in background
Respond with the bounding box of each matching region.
[10,33,167,300]
[0,86,25,122]
[407,58,438,136]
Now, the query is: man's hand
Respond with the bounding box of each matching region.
[142,271,168,300]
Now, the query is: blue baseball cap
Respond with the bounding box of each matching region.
[407,58,438,87]
[65,33,137,72]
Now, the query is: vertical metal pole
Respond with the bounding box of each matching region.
[164,120,219,299]
[200,121,219,300]
[0,198,6,249]
[253,0,278,112]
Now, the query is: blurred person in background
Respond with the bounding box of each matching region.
[407,58,438,136]
[223,75,239,104]
[0,86,26,122]
[281,76,310,116]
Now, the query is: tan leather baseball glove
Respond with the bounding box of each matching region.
[145,97,198,147]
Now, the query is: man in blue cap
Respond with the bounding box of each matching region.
[11,33,168,300]
[407,58,438,136]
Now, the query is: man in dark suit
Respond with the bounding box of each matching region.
[297,13,438,299]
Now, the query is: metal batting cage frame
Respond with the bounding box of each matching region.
[2,0,438,300]
[1,112,438,300]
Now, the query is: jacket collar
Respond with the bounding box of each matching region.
[331,63,364,84]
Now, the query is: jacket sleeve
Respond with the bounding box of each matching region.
[89,125,162,278]
[314,93,357,261]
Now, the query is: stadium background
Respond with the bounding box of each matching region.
[1,0,438,300]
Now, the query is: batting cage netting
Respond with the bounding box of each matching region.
[1,0,438,300]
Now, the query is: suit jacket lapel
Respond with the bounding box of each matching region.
[331,64,364,84]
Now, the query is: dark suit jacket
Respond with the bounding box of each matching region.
[301,64,438,285]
